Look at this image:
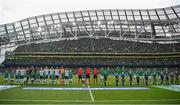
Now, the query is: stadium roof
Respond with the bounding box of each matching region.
[0,0,180,24]
[0,1,180,48]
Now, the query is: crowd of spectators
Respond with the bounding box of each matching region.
[3,57,179,67]
[2,38,180,67]
[14,38,180,53]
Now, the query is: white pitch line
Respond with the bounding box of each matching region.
[22,87,149,90]
[95,99,180,102]
[88,85,95,102]
[0,85,18,91]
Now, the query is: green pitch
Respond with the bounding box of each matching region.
[0,75,180,104]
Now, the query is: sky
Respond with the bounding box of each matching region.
[0,0,180,24]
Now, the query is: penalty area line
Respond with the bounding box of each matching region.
[88,85,95,102]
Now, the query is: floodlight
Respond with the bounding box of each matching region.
[108,21,114,25]
[57,24,60,27]
[108,21,111,25]
[97,21,101,25]
[95,37,99,39]
[38,27,42,32]
[110,20,114,24]
[72,22,76,26]
[166,33,172,37]
[74,37,78,40]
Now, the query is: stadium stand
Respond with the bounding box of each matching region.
[14,38,180,53]
[0,5,180,68]
[1,41,179,67]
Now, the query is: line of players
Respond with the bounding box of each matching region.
[111,67,179,87]
[4,66,73,85]
[4,66,179,86]
[77,67,179,86]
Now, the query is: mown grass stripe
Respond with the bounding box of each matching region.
[0,99,180,102]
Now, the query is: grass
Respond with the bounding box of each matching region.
[0,74,180,104]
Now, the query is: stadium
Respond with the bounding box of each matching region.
[0,0,180,104]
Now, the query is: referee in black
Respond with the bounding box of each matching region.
[165,71,169,85]
[128,71,133,86]
[175,71,179,85]
[152,72,157,85]
[170,72,174,85]
[160,71,164,85]
[144,72,148,86]
[121,72,125,86]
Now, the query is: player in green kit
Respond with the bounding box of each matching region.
[16,68,21,84]
[10,69,15,84]
[139,68,144,85]
[121,67,125,72]
[156,68,161,84]
[99,67,104,85]
[106,67,111,85]
[114,67,118,86]
[103,69,108,86]
[82,70,86,86]
[34,67,39,82]
[135,70,140,86]
[4,70,9,84]
[69,70,73,85]
[61,70,65,85]
[51,69,55,84]
[115,70,119,87]
[115,67,120,75]
[120,67,126,86]
[147,68,153,84]
[152,68,157,85]
[117,67,122,77]
[36,69,40,84]
[121,71,125,86]
[30,70,35,84]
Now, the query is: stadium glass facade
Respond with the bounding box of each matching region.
[0,5,180,49]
